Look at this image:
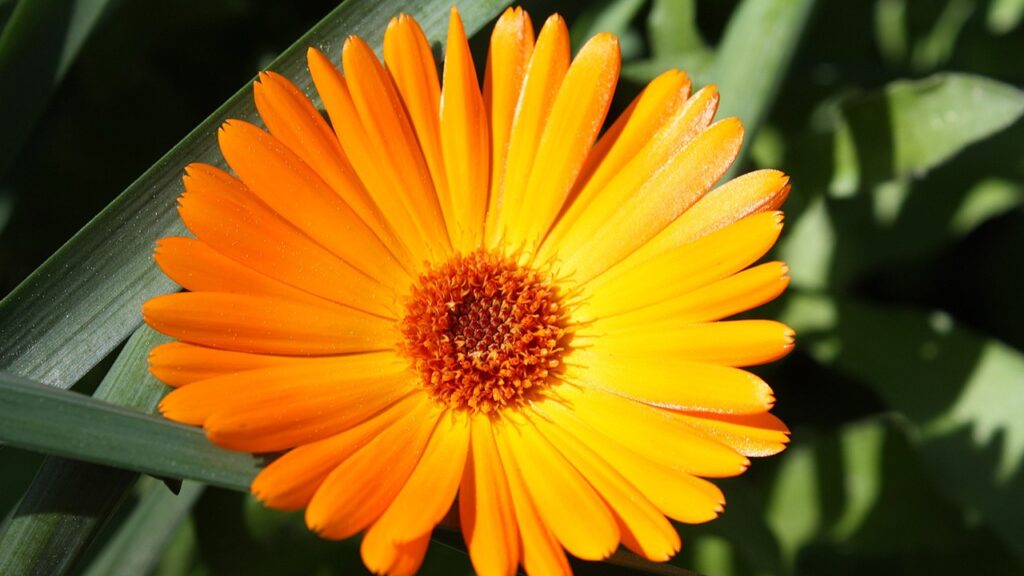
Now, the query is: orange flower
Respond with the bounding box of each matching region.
[143,6,793,575]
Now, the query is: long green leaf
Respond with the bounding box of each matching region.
[620,0,813,139]
[0,370,260,490]
[647,0,706,58]
[0,327,172,575]
[0,0,511,390]
[0,457,136,576]
[711,0,815,175]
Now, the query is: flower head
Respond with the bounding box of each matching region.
[143,6,794,575]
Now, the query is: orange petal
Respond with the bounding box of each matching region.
[143,292,396,356]
[460,415,519,576]
[579,211,784,320]
[148,341,309,388]
[567,352,775,414]
[591,262,790,331]
[440,7,490,250]
[369,410,470,543]
[582,319,795,367]
[484,7,534,238]
[495,416,619,561]
[306,395,439,540]
[154,237,328,308]
[307,47,443,268]
[383,14,448,238]
[187,361,412,452]
[361,527,431,576]
[673,411,790,457]
[533,414,680,562]
[503,31,621,249]
[179,163,396,317]
[252,72,413,272]
[252,393,423,510]
[341,37,450,259]
[157,350,405,424]
[218,120,408,287]
[533,398,725,524]
[487,14,569,248]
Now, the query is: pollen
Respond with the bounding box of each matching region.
[399,251,572,413]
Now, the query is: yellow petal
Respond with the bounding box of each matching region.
[495,416,619,560]
[306,396,439,540]
[532,398,725,523]
[658,168,790,245]
[503,31,621,249]
[541,84,719,261]
[494,426,571,576]
[674,411,790,457]
[580,211,784,320]
[567,351,775,414]
[563,69,691,222]
[548,96,738,282]
[440,7,490,250]
[551,386,749,477]
[590,262,790,331]
[143,292,396,355]
[484,7,534,239]
[533,415,680,562]
[460,415,519,576]
[487,14,569,248]
[582,319,795,367]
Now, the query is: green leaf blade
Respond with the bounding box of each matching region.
[0,370,261,491]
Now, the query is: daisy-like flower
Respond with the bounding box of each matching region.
[143,6,793,575]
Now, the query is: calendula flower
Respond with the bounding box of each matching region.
[143,6,793,575]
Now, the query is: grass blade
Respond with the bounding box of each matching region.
[0,457,137,576]
[710,0,815,175]
[0,326,171,575]
[0,369,259,492]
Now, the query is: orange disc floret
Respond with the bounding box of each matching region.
[400,250,571,412]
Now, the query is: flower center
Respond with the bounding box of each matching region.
[399,251,571,413]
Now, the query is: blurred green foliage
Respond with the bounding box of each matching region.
[1,0,1022,574]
